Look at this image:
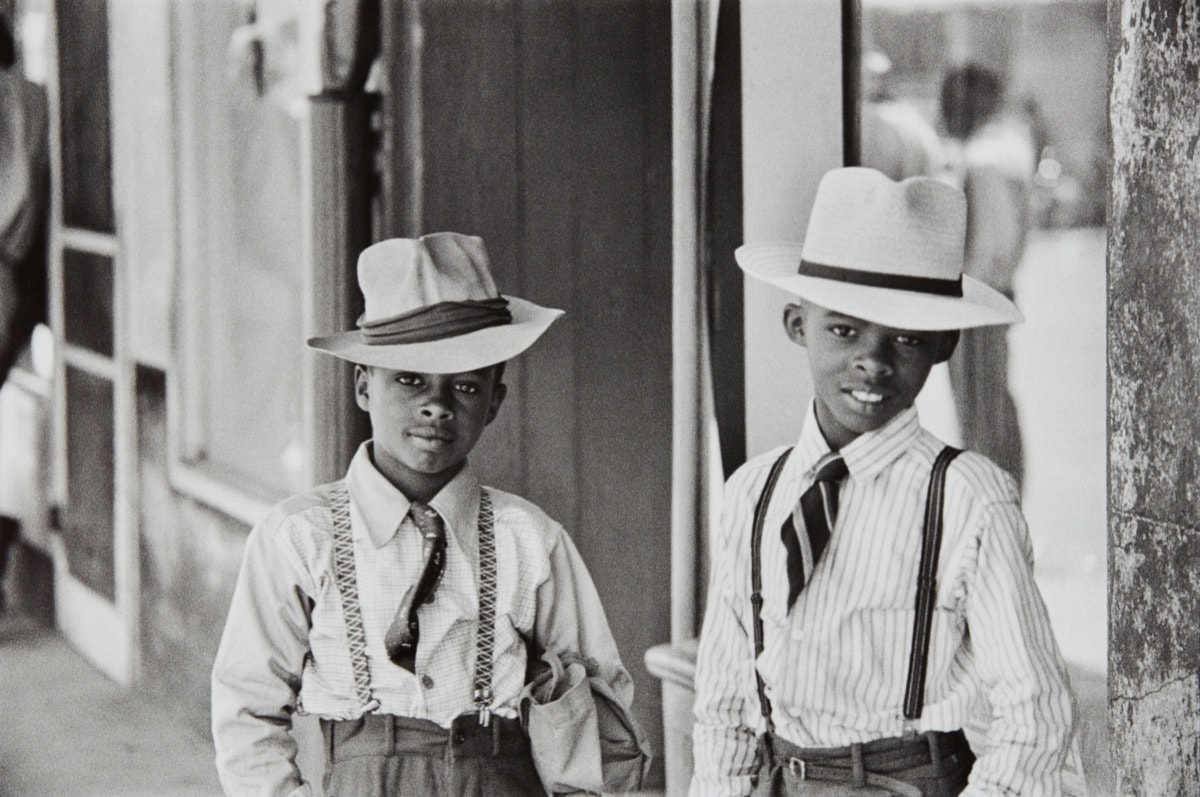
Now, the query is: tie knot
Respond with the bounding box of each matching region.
[813,455,848,484]
[409,501,446,540]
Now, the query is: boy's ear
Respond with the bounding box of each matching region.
[354,365,371,411]
[782,303,808,346]
[934,330,960,364]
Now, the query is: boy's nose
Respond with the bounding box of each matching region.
[855,343,894,378]
[420,384,455,420]
[420,400,453,420]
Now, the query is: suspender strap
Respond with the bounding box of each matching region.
[902,446,962,720]
[750,447,794,744]
[473,490,497,725]
[327,481,497,721]
[330,480,380,712]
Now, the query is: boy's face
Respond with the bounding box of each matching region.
[355,364,507,500]
[784,301,957,450]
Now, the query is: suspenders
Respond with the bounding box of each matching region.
[750,445,962,739]
[328,481,498,723]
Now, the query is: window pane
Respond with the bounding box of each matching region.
[64,366,115,599]
[62,248,114,357]
[55,0,115,233]
[175,4,306,500]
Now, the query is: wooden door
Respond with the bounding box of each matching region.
[379,1,673,779]
[45,0,135,682]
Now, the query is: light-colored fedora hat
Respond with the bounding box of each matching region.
[735,167,1022,330]
[307,232,563,373]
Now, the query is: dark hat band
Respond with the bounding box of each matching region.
[359,298,513,345]
[799,259,963,297]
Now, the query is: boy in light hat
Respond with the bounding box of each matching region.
[690,168,1079,796]
[212,233,637,795]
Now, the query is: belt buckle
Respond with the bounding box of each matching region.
[786,757,808,780]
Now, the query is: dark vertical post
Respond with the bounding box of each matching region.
[380,0,424,238]
[841,0,862,167]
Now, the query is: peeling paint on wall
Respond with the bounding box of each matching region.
[1108,0,1200,792]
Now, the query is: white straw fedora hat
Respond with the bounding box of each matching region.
[307,232,563,373]
[736,167,1022,330]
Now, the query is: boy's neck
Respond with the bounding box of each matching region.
[368,443,465,504]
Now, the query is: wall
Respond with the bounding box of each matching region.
[1108,0,1200,792]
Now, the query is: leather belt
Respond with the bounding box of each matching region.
[769,729,971,797]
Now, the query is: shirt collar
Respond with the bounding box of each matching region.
[345,442,481,549]
[794,402,923,482]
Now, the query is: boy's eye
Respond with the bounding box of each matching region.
[454,381,481,395]
[829,324,856,338]
[895,334,925,347]
[395,373,424,386]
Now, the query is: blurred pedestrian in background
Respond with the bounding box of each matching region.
[0,6,49,609]
[938,63,1035,489]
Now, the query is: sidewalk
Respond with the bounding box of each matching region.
[0,612,222,797]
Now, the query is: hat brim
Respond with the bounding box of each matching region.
[736,243,1023,330]
[306,296,564,373]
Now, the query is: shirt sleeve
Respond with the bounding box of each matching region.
[689,471,763,797]
[211,513,316,797]
[533,525,635,710]
[961,500,1078,796]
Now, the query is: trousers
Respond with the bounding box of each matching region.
[320,713,543,797]
[751,730,975,797]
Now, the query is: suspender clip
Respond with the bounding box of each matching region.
[474,686,493,726]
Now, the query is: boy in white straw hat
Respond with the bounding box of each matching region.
[690,168,1081,796]
[212,232,637,795]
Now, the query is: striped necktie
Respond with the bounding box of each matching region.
[385,501,447,672]
[781,453,849,611]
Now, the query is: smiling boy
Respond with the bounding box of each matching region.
[211,233,637,796]
[690,168,1078,796]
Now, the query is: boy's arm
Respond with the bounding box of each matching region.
[961,500,1077,796]
[532,527,634,707]
[211,516,315,797]
[688,473,763,797]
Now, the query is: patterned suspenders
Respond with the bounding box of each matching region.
[750,444,963,744]
[328,481,498,724]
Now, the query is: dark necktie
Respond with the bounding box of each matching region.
[781,453,848,611]
[385,501,447,672]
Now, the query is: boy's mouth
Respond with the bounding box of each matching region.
[847,388,886,406]
[408,427,455,447]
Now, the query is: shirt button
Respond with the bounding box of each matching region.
[421,674,435,689]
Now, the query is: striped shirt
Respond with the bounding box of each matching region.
[212,442,632,797]
[690,405,1077,797]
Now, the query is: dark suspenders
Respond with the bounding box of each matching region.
[903,446,963,719]
[750,445,962,738]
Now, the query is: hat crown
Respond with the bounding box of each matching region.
[801,167,965,282]
[358,233,500,324]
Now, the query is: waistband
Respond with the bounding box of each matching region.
[321,713,531,763]
[766,730,971,795]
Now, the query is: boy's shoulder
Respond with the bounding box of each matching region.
[938,446,1021,506]
[252,481,343,542]
[482,484,563,534]
[727,445,797,488]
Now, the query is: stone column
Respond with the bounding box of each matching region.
[1108,1,1200,793]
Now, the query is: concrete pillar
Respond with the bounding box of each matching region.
[1108,1,1200,793]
